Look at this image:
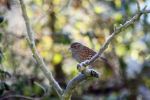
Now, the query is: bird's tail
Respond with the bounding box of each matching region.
[100,56,122,80]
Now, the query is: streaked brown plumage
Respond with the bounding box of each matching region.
[70,42,120,77]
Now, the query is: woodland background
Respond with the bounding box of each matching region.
[0,0,150,100]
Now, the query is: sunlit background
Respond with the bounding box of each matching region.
[0,0,150,100]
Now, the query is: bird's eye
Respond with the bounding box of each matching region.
[73,45,77,48]
[71,45,78,49]
[71,43,80,49]
[71,45,76,49]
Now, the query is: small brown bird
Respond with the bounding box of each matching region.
[70,42,120,78]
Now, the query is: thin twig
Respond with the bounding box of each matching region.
[136,1,140,12]
[81,6,150,67]
[19,0,63,97]
[19,0,150,99]
[72,4,150,99]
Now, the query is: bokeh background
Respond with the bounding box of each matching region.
[0,0,150,100]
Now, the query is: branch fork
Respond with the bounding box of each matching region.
[76,2,150,77]
[19,0,150,99]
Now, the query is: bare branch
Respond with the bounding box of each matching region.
[19,0,63,97]
[62,73,89,99]
[141,9,150,14]
[136,0,140,12]
[77,4,150,70]
[18,0,150,99]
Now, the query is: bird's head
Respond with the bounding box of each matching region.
[69,42,83,53]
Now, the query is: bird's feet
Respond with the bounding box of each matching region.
[77,60,90,72]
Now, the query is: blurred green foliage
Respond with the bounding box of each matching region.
[0,0,150,99]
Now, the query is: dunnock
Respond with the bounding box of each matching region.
[70,42,120,78]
